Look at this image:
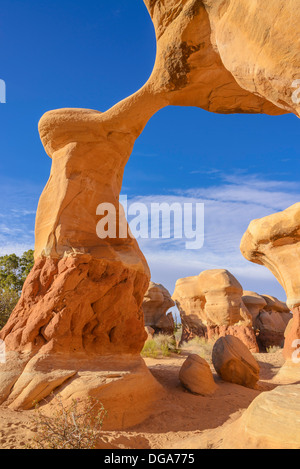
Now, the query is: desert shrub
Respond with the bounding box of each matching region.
[0,288,19,329]
[28,395,107,450]
[181,336,218,364]
[141,333,180,358]
[142,339,159,358]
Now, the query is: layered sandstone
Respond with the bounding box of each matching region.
[172,270,258,352]
[179,354,218,396]
[222,385,300,449]
[143,0,286,115]
[241,203,300,363]
[0,109,164,427]
[202,0,300,117]
[212,336,260,389]
[142,282,175,335]
[1,0,299,428]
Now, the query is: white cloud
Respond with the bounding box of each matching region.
[125,174,300,300]
[0,173,298,302]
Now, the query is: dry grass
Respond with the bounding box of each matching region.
[266,345,282,354]
[27,395,107,450]
[181,336,218,364]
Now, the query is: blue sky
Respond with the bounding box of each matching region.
[1,0,300,301]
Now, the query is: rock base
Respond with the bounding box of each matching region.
[0,351,164,430]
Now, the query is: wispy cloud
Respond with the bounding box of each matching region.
[128,174,300,300]
[0,176,42,255]
[0,173,298,301]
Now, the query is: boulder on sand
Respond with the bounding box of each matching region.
[179,354,218,396]
[212,336,260,389]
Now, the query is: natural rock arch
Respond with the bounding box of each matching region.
[0,0,299,428]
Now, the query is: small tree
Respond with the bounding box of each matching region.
[0,288,19,329]
[0,249,34,292]
[0,249,34,329]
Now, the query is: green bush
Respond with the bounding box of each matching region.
[141,333,180,358]
[0,288,20,329]
[0,249,34,329]
[0,250,34,292]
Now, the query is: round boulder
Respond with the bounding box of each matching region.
[212,336,260,389]
[179,354,218,396]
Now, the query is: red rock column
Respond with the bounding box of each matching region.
[0,107,165,427]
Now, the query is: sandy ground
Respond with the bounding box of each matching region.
[0,349,287,450]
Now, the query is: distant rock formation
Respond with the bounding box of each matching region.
[242,292,292,351]
[241,203,300,364]
[172,269,258,352]
[142,282,175,336]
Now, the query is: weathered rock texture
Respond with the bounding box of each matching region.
[144,0,287,115]
[179,354,218,396]
[202,0,300,117]
[241,203,300,363]
[1,0,299,426]
[0,109,164,428]
[145,326,155,341]
[222,385,300,449]
[142,282,175,335]
[242,292,292,351]
[212,336,260,389]
[173,270,258,352]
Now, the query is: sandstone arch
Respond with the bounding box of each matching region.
[0,0,299,427]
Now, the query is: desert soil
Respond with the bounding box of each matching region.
[0,350,286,450]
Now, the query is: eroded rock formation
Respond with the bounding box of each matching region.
[142,282,175,335]
[202,0,300,117]
[1,0,299,428]
[0,109,164,427]
[172,269,258,352]
[241,203,300,363]
[221,384,300,449]
[242,292,292,351]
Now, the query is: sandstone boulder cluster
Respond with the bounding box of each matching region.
[172,269,292,353]
[179,335,260,396]
[172,270,257,351]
